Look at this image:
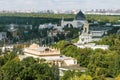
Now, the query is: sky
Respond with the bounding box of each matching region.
[0,0,119,11]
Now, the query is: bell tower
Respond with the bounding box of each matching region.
[83,21,89,33]
[61,17,64,27]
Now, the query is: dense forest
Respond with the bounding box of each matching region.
[0,13,120,26]
[0,13,74,26]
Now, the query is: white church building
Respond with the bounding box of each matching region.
[61,11,86,28]
[74,20,109,50]
[72,11,109,50]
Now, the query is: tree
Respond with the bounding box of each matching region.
[61,70,75,80]
[79,74,92,80]
[69,74,92,80]
[1,58,22,80]
[0,52,59,80]
[115,75,120,80]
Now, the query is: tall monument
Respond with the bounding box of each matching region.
[83,21,89,33]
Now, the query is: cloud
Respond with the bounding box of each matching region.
[0,0,119,11]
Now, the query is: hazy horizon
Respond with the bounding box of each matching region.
[0,0,119,11]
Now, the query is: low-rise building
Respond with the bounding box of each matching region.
[19,43,82,76]
[75,43,109,50]
[7,24,18,37]
[19,43,77,67]
[0,32,7,40]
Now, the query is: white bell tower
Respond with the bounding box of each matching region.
[77,21,92,44]
[83,21,89,33]
[61,17,64,27]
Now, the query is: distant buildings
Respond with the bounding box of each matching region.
[7,24,18,38]
[39,23,57,30]
[0,32,7,40]
[0,9,120,15]
[85,9,120,15]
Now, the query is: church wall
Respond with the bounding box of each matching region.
[64,59,77,66]
[61,19,85,28]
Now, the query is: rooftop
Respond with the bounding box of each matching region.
[24,43,60,56]
[75,11,86,20]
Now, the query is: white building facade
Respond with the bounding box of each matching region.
[0,32,7,40]
[20,43,77,67]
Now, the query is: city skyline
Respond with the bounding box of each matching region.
[0,0,119,11]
